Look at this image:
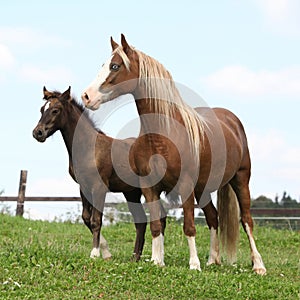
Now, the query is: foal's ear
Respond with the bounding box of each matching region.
[60,86,72,102]
[43,86,52,100]
[110,36,119,51]
[121,33,133,55]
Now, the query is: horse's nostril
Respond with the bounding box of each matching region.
[83,92,89,101]
[37,130,43,137]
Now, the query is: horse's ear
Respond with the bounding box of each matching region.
[121,33,132,55]
[43,86,51,100]
[60,86,71,102]
[110,36,119,51]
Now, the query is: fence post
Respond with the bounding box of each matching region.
[16,170,28,217]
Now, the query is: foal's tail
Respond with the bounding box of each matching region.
[217,183,240,264]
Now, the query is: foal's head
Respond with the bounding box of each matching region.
[82,34,140,110]
[33,86,72,142]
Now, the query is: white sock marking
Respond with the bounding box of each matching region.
[245,223,266,275]
[90,247,100,258]
[207,228,220,265]
[187,236,201,271]
[151,233,165,266]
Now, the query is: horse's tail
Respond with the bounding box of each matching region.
[217,183,240,264]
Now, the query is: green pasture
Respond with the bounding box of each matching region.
[0,214,299,299]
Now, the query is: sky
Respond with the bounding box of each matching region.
[1,0,300,219]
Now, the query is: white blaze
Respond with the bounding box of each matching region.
[94,56,113,89]
[44,101,50,112]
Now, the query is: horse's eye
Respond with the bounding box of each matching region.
[110,63,120,71]
[52,109,59,115]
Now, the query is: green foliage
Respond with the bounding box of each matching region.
[252,191,300,208]
[0,214,299,299]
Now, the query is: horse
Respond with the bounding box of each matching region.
[81,34,266,275]
[32,86,169,262]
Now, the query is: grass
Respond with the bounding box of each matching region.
[0,214,299,299]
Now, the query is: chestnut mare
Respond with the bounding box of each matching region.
[81,35,266,274]
[33,87,167,261]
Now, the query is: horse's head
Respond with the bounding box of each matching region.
[33,86,71,142]
[82,34,139,110]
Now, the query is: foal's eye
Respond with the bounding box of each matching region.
[52,109,59,115]
[110,63,120,71]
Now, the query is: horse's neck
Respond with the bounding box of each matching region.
[60,106,94,159]
[133,95,184,134]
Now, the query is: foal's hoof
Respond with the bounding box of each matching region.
[131,253,141,262]
[90,248,100,259]
[253,267,267,275]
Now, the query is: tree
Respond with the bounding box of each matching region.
[251,195,277,208]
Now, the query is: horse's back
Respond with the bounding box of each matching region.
[196,106,251,189]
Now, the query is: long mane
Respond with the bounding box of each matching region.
[70,97,105,134]
[115,46,205,160]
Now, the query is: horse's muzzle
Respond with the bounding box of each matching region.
[32,125,47,143]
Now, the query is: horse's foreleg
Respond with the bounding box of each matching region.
[182,193,201,271]
[143,188,165,267]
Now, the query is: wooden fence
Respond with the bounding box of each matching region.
[1,171,300,221]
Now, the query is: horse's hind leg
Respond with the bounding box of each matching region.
[230,170,266,275]
[124,189,147,261]
[198,193,220,265]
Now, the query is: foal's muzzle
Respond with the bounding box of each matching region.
[32,125,47,143]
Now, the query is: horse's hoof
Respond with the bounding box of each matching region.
[151,258,165,267]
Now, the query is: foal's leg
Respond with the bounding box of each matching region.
[231,170,266,275]
[124,189,147,261]
[80,190,93,232]
[142,187,165,267]
[182,192,201,271]
[81,190,111,260]
[159,200,167,236]
[99,234,112,260]
[199,193,220,265]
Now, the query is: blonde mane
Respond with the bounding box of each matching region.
[116,46,205,160]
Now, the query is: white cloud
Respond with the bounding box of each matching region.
[19,64,74,85]
[0,26,70,50]
[0,44,15,68]
[248,129,300,197]
[0,44,16,82]
[201,65,300,98]
[253,0,300,36]
[248,130,285,160]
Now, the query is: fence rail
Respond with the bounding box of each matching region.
[1,171,299,223]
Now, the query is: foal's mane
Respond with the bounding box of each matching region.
[115,46,205,159]
[70,96,105,134]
